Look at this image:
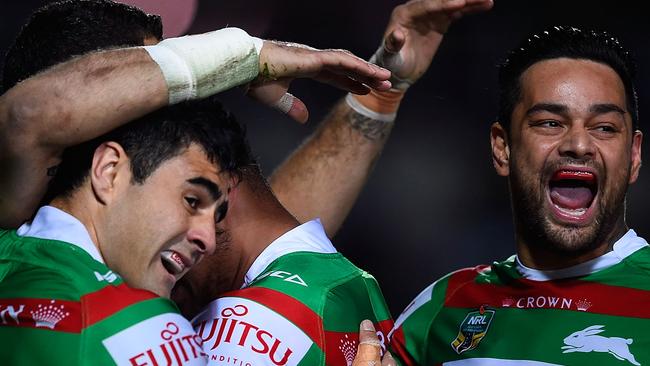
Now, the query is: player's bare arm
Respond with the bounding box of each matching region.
[0,29,391,229]
[269,0,494,236]
[0,48,169,228]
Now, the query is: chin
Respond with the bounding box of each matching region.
[541,220,602,253]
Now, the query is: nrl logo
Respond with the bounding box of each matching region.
[451,305,495,354]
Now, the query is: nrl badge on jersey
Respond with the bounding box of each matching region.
[451,305,495,354]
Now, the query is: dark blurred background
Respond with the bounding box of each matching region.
[2,0,649,316]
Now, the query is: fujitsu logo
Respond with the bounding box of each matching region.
[30,300,69,329]
[128,322,206,366]
[195,305,294,366]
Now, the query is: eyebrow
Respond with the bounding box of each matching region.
[187,177,222,201]
[589,103,626,116]
[526,102,627,118]
[525,103,568,116]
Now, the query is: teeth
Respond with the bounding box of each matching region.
[161,251,185,275]
[554,204,587,217]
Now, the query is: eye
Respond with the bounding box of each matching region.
[537,120,561,128]
[185,197,199,209]
[594,125,616,133]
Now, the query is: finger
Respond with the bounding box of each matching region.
[316,58,392,91]
[382,351,397,366]
[316,71,372,95]
[458,0,494,15]
[353,320,381,366]
[384,28,406,54]
[318,50,392,82]
[275,93,309,124]
[403,0,490,18]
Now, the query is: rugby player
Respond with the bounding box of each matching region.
[0,0,391,364]
[388,24,649,366]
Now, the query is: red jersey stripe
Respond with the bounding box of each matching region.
[222,287,324,349]
[324,319,394,366]
[444,267,650,318]
[81,283,158,326]
[0,298,81,333]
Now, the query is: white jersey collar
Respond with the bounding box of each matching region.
[17,205,105,264]
[515,229,648,281]
[242,219,336,288]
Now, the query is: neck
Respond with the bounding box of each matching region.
[516,217,629,270]
[223,177,299,289]
[49,189,103,255]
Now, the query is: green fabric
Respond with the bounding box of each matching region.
[0,229,193,365]
[391,247,650,366]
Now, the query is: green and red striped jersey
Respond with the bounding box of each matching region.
[0,206,206,365]
[389,230,650,366]
[191,220,393,366]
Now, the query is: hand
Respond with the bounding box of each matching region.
[247,41,392,123]
[376,0,494,89]
[352,320,397,366]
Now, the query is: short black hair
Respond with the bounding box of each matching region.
[2,0,162,92]
[498,26,639,132]
[45,96,255,201]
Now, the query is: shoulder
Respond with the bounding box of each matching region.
[387,266,489,358]
[250,251,363,310]
[194,290,321,365]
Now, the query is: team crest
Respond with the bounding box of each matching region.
[451,305,495,354]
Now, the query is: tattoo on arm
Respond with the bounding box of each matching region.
[346,110,393,141]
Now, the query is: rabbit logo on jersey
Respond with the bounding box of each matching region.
[192,297,312,366]
[562,325,640,365]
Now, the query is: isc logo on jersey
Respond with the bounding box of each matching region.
[103,313,206,365]
[192,297,312,366]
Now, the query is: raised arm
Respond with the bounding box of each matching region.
[0,28,391,228]
[269,0,493,236]
[0,47,168,228]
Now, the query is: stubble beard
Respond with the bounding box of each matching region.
[509,159,629,257]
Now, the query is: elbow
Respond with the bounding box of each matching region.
[1,90,67,150]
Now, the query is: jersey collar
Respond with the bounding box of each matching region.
[242,218,336,288]
[17,205,105,264]
[515,229,648,281]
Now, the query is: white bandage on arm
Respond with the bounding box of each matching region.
[143,28,264,104]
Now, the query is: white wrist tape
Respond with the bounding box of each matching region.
[370,44,412,91]
[345,93,396,123]
[144,28,263,104]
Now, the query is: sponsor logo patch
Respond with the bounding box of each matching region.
[193,297,313,366]
[31,300,70,329]
[103,313,206,365]
[451,305,494,354]
[501,295,592,312]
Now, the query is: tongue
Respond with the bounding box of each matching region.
[550,186,593,209]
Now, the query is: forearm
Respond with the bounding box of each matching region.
[269,98,394,237]
[0,48,167,153]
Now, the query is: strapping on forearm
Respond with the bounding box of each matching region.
[143,28,264,104]
[345,89,405,123]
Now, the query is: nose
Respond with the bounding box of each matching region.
[557,124,596,159]
[186,212,217,255]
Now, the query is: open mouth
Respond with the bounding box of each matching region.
[161,250,187,276]
[548,169,597,218]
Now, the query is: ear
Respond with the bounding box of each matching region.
[491,122,510,177]
[90,141,130,205]
[629,130,643,184]
[582,328,605,336]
